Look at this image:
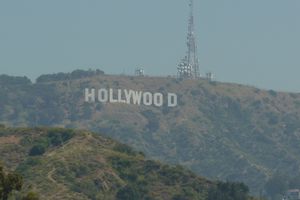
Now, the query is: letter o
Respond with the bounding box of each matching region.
[98,89,108,102]
[154,93,163,107]
[143,92,152,106]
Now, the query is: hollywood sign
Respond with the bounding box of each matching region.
[85,88,178,107]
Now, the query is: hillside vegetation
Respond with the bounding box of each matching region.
[1,70,300,195]
[0,127,258,200]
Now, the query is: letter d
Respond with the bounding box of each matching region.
[168,93,177,107]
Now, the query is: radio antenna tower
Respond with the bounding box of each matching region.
[177,0,200,79]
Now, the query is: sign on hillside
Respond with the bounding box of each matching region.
[85,88,178,107]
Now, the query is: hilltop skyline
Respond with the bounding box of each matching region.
[0,0,300,92]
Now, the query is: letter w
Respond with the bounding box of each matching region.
[124,90,142,105]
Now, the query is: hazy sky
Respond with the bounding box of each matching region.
[0,0,299,92]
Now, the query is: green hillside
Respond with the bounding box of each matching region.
[1,71,300,195]
[0,127,257,200]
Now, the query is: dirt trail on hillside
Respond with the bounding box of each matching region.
[47,167,71,199]
[47,167,57,184]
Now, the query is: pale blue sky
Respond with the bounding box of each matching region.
[0,0,299,92]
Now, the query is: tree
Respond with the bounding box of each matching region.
[207,181,249,200]
[0,164,23,200]
[22,191,39,200]
[0,163,39,200]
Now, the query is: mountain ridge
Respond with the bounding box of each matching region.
[1,70,300,195]
[0,126,256,200]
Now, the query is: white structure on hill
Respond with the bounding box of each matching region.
[135,67,145,76]
[177,0,200,79]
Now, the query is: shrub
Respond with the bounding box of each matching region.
[0,164,23,200]
[254,88,260,94]
[190,89,201,96]
[47,129,75,146]
[29,145,46,156]
[268,90,277,97]
[110,156,133,171]
[22,191,39,200]
[0,75,31,85]
[16,157,42,173]
[172,194,190,200]
[116,185,141,200]
[208,182,249,200]
[144,160,160,173]
[113,143,136,156]
[70,164,89,178]
[209,81,217,86]
[36,69,104,82]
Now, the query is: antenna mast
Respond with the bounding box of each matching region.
[177,0,200,79]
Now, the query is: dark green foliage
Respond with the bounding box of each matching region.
[209,81,217,86]
[47,128,75,146]
[36,73,69,83]
[70,164,89,178]
[71,69,104,79]
[113,143,136,156]
[144,160,161,173]
[24,128,75,157]
[172,194,190,200]
[36,69,104,83]
[159,165,189,185]
[268,90,277,97]
[110,156,133,171]
[0,164,23,200]
[16,158,42,173]
[22,192,39,200]
[0,163,39,200]
[29,145,46,156]
[116,185,142,200]
[72,180,98,200]
[0,75,31,85]
[208,182,249,200]
[190,89,201,96]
